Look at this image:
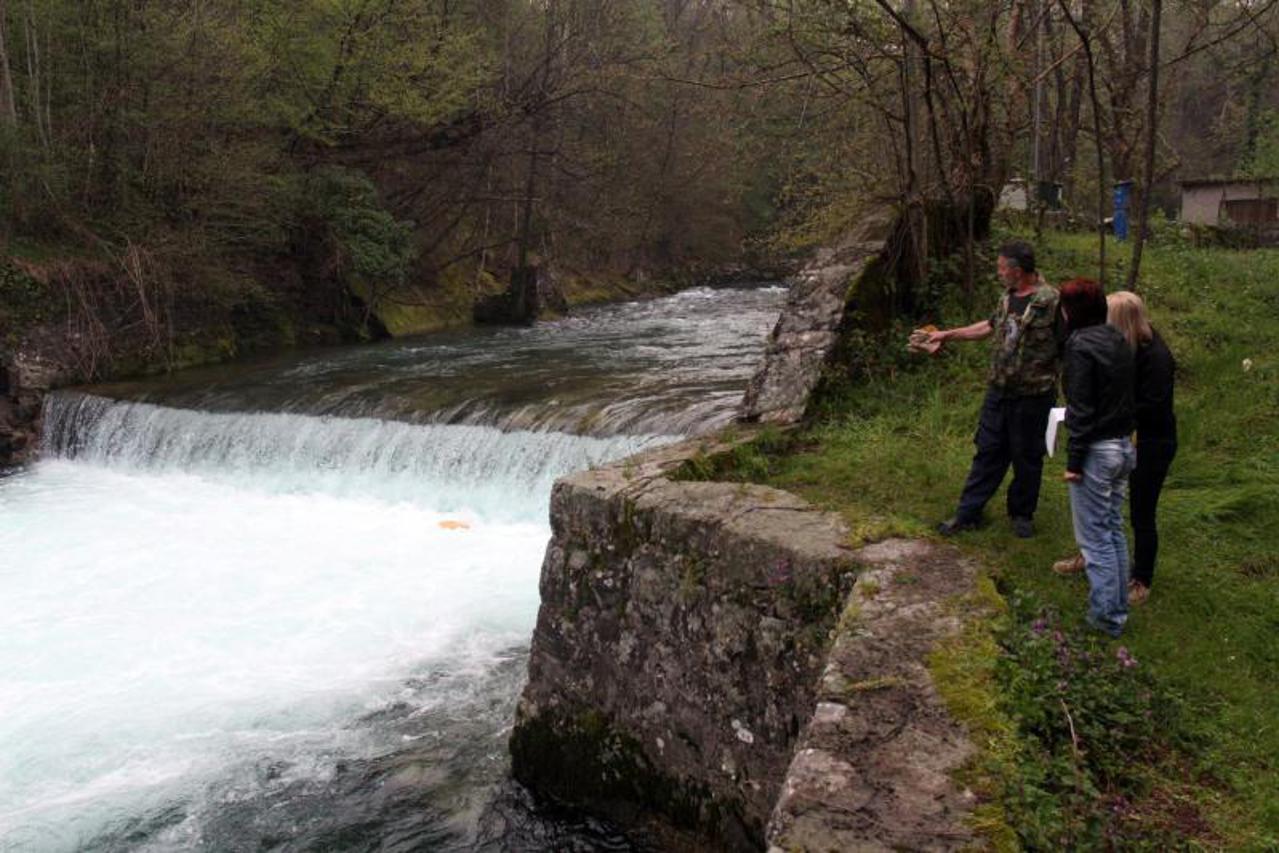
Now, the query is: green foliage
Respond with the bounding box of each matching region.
[995,597,1192,849]
[300,168,415,287]
[246,0,492,143]
[1242,110,1279,178]
[0,261,54,334]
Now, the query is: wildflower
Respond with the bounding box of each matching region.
[1031,617,1048,635]
[1116,646,1138,668]
[767,559,793,587]
[1242,358,1254,372]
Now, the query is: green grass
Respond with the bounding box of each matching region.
[749,230,1279,847]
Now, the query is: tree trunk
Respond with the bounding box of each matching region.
[22,0,45,148]
[1060,0,1107,286]
[1126,0,1160,292]
[0,0,17,128]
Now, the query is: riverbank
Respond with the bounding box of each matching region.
[723,229,1279,847]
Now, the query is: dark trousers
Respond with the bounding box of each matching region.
[955,387,1056,523]
[1129,438,1176,587]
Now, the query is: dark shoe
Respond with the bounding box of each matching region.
[937,516,979,537]
[1011,516,1035,538]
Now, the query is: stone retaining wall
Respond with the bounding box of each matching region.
[509,436,983,850]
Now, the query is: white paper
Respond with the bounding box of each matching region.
[1045,407,1067,457]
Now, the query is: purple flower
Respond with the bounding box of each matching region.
[767,559,793,587]
[1116,646,1138,668]
[1031,618,1048,635]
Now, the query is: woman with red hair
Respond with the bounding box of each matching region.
[1058,278,1137,637]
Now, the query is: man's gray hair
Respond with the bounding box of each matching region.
[999,241,1036,275]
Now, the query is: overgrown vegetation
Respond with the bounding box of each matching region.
[4,2,1278,381]
[732,228,1279,847]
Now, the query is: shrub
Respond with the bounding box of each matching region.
[996,595,1195,849]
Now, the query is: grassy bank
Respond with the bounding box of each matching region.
[742,231,1279,847]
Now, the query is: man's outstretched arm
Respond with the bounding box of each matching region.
[929,319,993,345]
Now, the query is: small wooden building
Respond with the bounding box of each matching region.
[1180,176,1279,226]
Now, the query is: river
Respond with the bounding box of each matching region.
[0,284,785,852]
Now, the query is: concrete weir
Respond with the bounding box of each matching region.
[508,434,984,851]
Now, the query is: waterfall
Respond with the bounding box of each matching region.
[3,284,785,851]
[42,392,670,519]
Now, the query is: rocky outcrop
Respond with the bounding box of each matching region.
[739,211,894,425]
[510,436,984,850]
[0,348,74,468]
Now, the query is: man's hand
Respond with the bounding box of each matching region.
[908,327,943,355]
[1063,470,1083,482]
[926,329,948,346]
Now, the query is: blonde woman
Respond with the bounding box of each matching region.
[1109,291,1177,604]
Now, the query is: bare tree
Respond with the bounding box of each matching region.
[0,0,17,128]
[1059,0,1108,286]
[1127,0,1161,291]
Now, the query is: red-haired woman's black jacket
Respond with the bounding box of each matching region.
[1064,324,1136,473]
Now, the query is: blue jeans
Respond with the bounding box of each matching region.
[1069,438,1137,637]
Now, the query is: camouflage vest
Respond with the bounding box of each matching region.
[988,281,1062,395]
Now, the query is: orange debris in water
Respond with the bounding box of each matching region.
[438,520,471,530]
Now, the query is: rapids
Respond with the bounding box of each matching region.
[0,284,785,851]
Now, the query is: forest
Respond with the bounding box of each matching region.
[1,0,1278,374]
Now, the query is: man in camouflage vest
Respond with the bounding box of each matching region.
[924,241,1065,538]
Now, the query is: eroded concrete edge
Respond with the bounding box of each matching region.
[766,538,981,852]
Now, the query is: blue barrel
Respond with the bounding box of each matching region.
[1113,180,1134,241]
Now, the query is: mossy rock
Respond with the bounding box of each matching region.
[510,708,755,847]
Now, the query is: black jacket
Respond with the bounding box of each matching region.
[1134,329,1177,443]
[1064,324,1136,473]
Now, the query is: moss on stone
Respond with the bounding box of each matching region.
[926,573,1020,852]
[678,556,707,603]
[509,707,753,843]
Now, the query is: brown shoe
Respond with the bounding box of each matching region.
[1052,553,1085,576]
[1128,580,1150,605]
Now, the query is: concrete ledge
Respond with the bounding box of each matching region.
[510,434,984,850]
[511,436,859,848]
[767,539,980,852]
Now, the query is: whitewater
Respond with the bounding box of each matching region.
[0,285,785,851]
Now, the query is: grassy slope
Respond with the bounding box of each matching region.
[758,231,1279,845]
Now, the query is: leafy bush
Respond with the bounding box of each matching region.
[0,261,53,333]
[299,168,416,288]
[997,596,1195,849]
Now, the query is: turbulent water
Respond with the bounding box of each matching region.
[0,285,785,851]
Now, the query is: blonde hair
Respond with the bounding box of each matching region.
[1107,290,1153,350]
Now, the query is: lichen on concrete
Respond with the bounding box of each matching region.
[765,539,984,852]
